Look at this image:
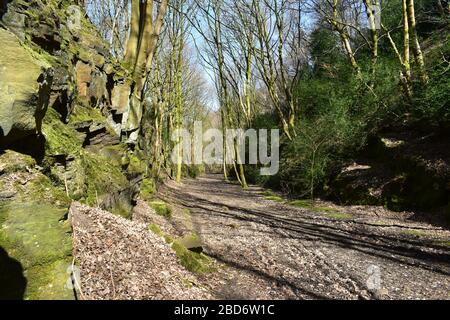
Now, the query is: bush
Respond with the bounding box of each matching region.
[247,56,400,198]
[185,164,205,179]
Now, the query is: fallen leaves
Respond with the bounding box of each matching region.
[71,202,212,300]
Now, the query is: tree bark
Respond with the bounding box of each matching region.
[407,0,428,84]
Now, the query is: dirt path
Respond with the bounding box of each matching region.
[159,174,450,300]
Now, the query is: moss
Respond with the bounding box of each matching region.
[0,202,71,267]
[21,173,70,206]
[76,46,94,64]
[260,190,275,196]
[97,144,128,167]
[148,224,214,273]
[128,153,146,175]
[264,195,284,202]
[70,105,105,124]
[289,199,340,214]
[140,178,156,202]
[261,190,284,202]
[434,240,450,247]
[171,241,215,274]
[178,233,202,252]
[289,199,314,208]
[25,258,75,300]
[180,277,194,289]
[78,151,129,206]
[0,151,36,174]
[20,40,55,68]
[82,143,129,170]
[402,230,429,238]
[149,200,172,218]
[0,201,73,300]
[148,225,173,247]
[149,223,163,237]
[110,200,133,220]
[42,108,83,156]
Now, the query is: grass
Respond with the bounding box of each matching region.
[262,190,351,218]
[288,199,342,214]
[434,240,450,247]
[402,230,429,238]
[264,195,285,202]
[261,190,285,202]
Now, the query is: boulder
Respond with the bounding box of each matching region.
[178,234,203,254]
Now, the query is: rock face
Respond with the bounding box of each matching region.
[0,28,52,145]
[0,1,147,299]
[0,151,73,300]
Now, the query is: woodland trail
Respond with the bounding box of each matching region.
[160,174,450,300]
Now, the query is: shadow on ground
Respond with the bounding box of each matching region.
[161,177,450,277]
[0,246,27,300]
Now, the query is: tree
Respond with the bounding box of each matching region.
[121,0,169,143]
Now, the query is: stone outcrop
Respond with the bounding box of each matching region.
[0,28,52,145]
[0,0,147,299]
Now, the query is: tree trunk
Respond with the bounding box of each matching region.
[121,0,169,142]
[363,0,379,77]
[407,0,428,84]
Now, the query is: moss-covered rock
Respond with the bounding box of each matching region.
[178,233,203,254]
[0,0,147,300]
[0,202,71,270]
[0,150,36,175]
[140,178,156,202]
[127,152,146,176]
[0,28,52,146]
[0,165,74,299]
[148,225,215,274]
[148,200,172,218]
[171,240,214,274]
[42,108,83,156]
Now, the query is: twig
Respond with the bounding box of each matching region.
[109,248,118,299]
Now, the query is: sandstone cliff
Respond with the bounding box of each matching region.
[0,0,148,299]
